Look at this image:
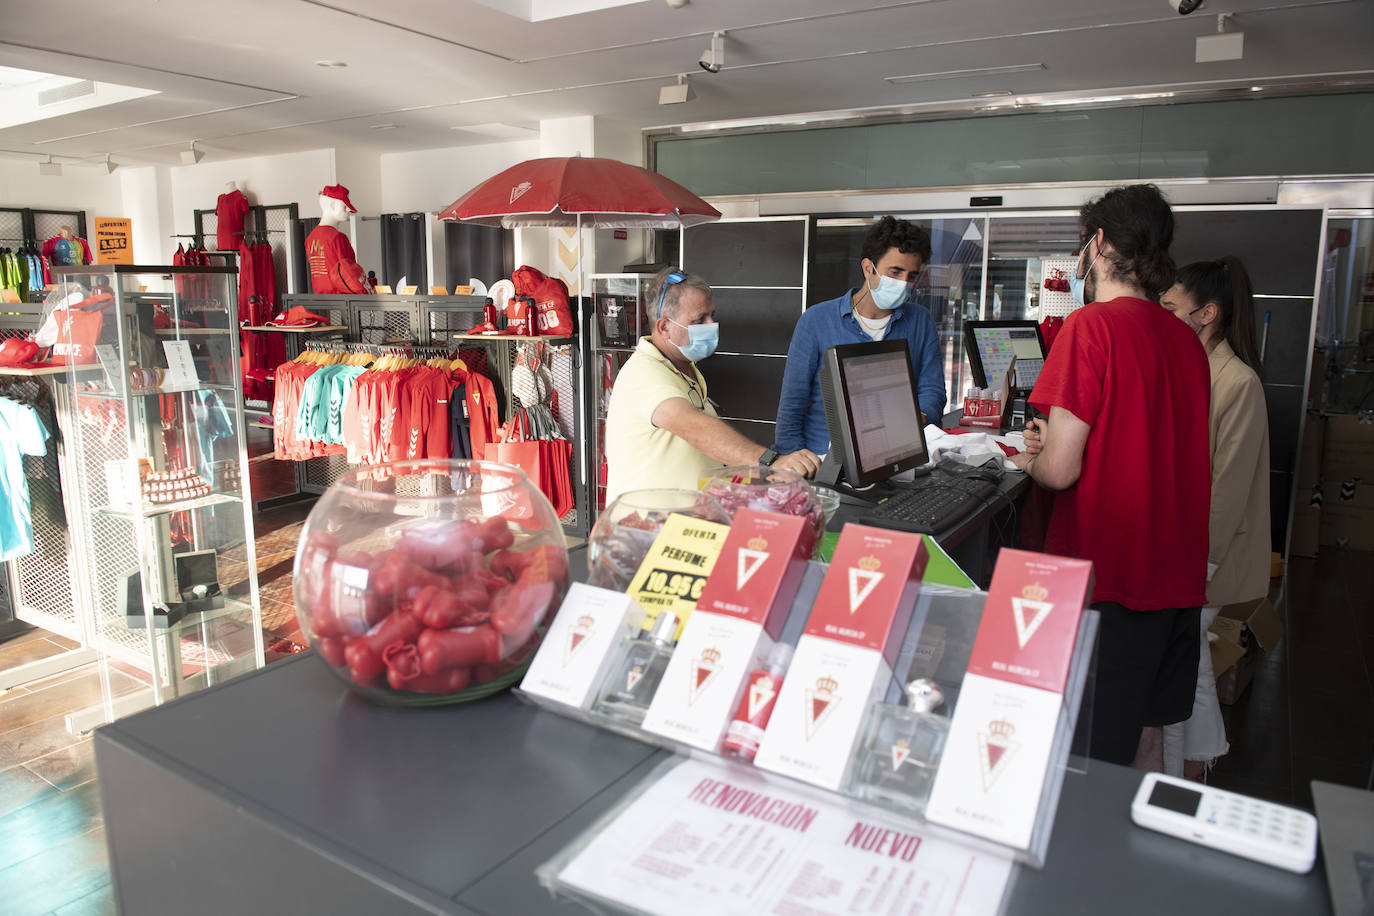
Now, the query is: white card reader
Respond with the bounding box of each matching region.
[1130,772,1318,874]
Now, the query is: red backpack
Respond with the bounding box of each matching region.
[511,265,575,338]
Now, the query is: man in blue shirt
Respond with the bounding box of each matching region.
[775,217,947,454]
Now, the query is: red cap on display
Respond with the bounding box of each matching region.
[267,306,330,328]
[320,185,357,213]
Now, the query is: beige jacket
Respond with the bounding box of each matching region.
[1206,340,1271,606]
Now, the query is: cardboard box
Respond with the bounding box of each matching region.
[1322,413,1374,484]
[753,524,928,791]
[641,511,808,751]
[1208,598,1282,705]
[1296,413,1324,489]
[1289,504,1321,558]
[1319,502,1374,552]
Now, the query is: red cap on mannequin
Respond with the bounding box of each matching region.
[320,185,357,213]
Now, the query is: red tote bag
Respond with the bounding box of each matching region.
[482,409,546,528]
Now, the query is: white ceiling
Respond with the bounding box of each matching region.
[0,0,1371,168]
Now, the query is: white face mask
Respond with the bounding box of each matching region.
[864,264,914,310]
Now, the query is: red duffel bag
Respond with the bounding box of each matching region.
[511,265,575,337]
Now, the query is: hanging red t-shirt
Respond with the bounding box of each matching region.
[216,190,251,252]
[306,225,368,294]
[1029,297,1211,611]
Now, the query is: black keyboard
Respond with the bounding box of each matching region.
[861,475,1001,534]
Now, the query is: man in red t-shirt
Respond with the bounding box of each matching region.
[1012,184,1211,767]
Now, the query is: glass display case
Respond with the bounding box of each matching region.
[54,264,263,724]
[589,274,654,515]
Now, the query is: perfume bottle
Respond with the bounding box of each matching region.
[593,611,680,725]
[721,642,794,762]
[846,679,950,816]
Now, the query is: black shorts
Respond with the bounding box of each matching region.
[1086,603,1201,765]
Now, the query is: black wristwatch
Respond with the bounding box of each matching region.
[758,448,779,467]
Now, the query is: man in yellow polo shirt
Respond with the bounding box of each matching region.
[605,268,820,502]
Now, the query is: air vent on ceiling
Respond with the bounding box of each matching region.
[37,80,95,107]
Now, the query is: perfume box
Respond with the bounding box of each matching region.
[925,549,1093,848]
[965,549,1093,695]
[640,510,808,751]
[753,524,929,790]
[520,584,644,710]
[624,513,731,640]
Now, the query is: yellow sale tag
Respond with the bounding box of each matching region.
[626,513,730,638]
[399,285,418,295]
[430,285,448,295]
[374,284,393,294]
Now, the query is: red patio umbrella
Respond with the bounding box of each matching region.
[439,156,720,502]
[437,156,721,228]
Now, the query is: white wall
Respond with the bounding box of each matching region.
[0,157,124,246]
[378,139,539,214]
[119,166,174,264]
[168,148,336,238]
[332,147,382,216]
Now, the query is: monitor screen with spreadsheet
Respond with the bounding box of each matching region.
[816,339,929,490]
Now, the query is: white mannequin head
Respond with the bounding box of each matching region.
[319,194,349,228]
[225,180,238,192]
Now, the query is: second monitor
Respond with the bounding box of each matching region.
[964,320,1048,396]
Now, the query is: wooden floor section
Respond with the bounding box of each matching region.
[0,629,129,916]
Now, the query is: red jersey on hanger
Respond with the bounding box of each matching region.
[216,190,251,252]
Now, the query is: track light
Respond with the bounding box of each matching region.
[659,74,696,105]
[38,156,61,177]
[1196,14,1243,62]
[102,154,117,174]
[180,141,204,165]
[698,31,724,74]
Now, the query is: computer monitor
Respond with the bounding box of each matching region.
[816,339,930,490]
[964,320,1048,396]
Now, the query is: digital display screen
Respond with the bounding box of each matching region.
[843,351,926,473]
[1148,781,1202,816]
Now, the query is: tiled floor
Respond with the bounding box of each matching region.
[0,530,1370,912]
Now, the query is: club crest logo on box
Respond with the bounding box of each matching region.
[803,675,841,741]
[564,615,597,667]
[737,537,770,590]
[977,718,1020,792]
[1010,582,1052,649]
[848,555,884,614]
[967,550,1092,695]
[688,647,722,706]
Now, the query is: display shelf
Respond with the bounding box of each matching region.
[445,332,572,343]
[55,262,264,724]
[240,325,348,334]
[155,328,234,336]
[13,601,83,644]
[0,364,100,378]
[76,382,236,399]
[94,492,242,518]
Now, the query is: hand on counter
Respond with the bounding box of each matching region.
[774,449,821,478]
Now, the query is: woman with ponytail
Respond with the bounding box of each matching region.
[1160,256,1271,779]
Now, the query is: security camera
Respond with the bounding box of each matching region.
[1168,0,1204,13]
[699,31,724,73]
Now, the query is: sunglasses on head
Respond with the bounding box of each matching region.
[656,271,686,319]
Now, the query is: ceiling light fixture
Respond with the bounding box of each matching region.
[885,63,1045,85]
[102,154,117,173]
[38,156,61,177]
[1196,14,1244,63]
[659,74,696,105]
[370,123,400,130]
[180,141,204,165]
[315,60,348,68]
[971,90,1014,98]
[699,31,724,74]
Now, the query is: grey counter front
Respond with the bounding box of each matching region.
[93,652,1330,915]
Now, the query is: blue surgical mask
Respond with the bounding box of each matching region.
[668,317,719,362]
[866,271,913,311]
[1070,237,1101,307]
